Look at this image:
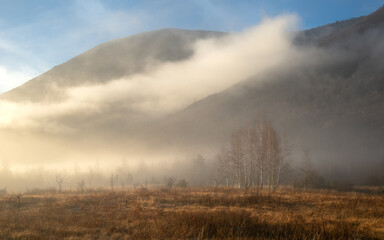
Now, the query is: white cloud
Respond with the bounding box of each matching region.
[65,15,301,115]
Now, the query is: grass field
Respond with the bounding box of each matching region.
[0,187,383,239]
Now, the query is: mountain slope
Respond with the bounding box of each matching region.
[319,5,384,46]
[1,29,224,102]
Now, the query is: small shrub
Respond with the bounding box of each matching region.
[176,179,188,188]
[164,177,176,189]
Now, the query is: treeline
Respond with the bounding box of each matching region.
[1,113,384,193]
[216,117,288,190]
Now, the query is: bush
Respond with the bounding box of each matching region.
[294,170,326,189]
[25,187,57,195]
[176,179,188,188]
[328,180,354,192]
[164,177,176,189]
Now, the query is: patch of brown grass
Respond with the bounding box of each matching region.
[0,188,382,239]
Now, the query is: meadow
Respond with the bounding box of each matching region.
[0,187,383,239]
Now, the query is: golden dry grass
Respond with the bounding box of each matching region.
[0,188,383,239]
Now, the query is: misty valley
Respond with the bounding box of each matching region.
[0,4,384,240]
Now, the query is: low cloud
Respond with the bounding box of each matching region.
[0,15,304,132]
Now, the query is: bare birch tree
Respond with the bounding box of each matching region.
[217,147,232,187]
[217,116,287,190]
[55,174,65,193]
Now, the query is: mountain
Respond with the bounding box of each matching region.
[1,7,384,182]
[1,29,224,102]
[295,16,363,45]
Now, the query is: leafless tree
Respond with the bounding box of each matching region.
[77,179,85,193]
[110,174,114,192]
[217,116,287,190]
[301,147,312,190]
[166,177,175,189]
[217,147,233,187]
[230,131,245,188]
[55,175,65,193]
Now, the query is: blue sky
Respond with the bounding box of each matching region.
[0,0,383,93]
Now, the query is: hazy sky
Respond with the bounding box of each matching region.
[0,0,383,93]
